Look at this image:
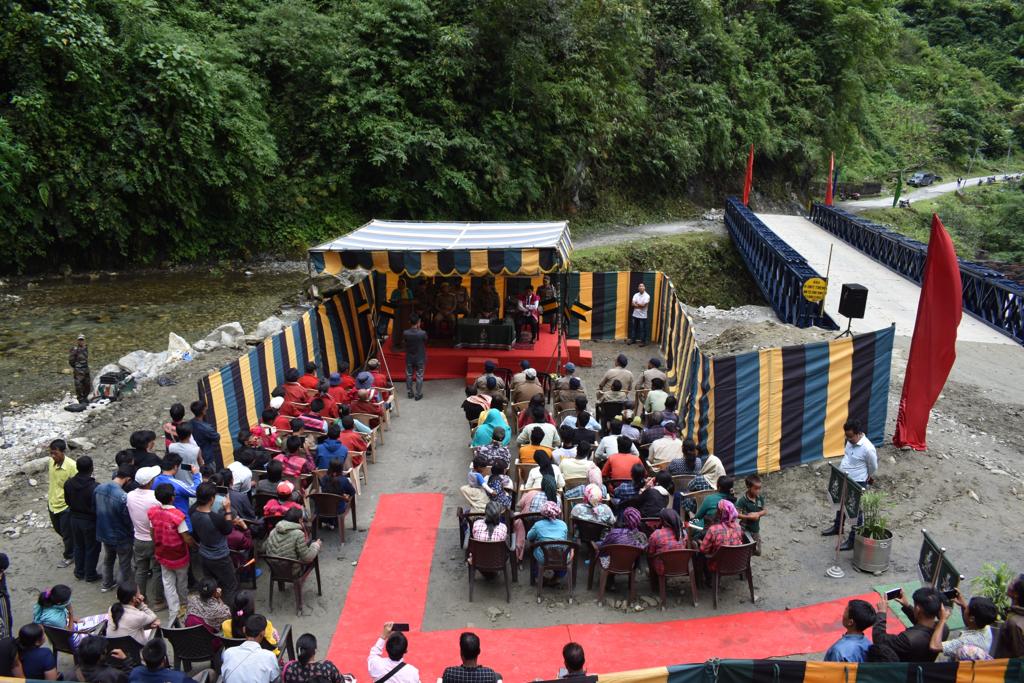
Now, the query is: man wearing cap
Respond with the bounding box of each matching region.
[598,354,634,395]
[366,358,389,389]
[474,360,505,398]
[512,367,545,404]
[510,360,531,391]
[638,358,669,391]
[127,466,164,605]
[554,376,586,406]
[69,334,91,404]
[269,397,293,433]
[553,362,585,393]
[628,282,650,346]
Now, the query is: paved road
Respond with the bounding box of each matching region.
[839,173,1021,211]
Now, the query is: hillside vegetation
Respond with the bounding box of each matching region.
[1,0,1021,271]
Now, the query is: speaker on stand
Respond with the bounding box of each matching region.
[836,283,867,338]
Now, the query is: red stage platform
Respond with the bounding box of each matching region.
[381,333,591,383]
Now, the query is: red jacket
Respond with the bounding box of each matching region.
[351,399,382,417]
[339,430,368,454]
[317,393,339,419]
[298,374,320,390]
[148,505,189,569]
[282,383,308,416]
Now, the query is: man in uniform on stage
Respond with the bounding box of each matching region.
[537,276,558,333]
[475,279,501,319]
[453,279,470,316]
[517,285,541,342]
[434,281,458,334]
[69,334,91,404]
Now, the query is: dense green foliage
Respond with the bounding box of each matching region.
[862,182,1024,263]
[1,0,1020,271]
[573,233,762,308]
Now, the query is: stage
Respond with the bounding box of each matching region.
[380,330,592,383]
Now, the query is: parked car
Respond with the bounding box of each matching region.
[907,171,941,187]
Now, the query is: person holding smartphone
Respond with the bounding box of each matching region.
[873,587,948,662]
[368,622,420,683]
[930,588,998,660]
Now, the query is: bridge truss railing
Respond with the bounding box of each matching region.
[724,197,838,329]
[810,202,1024,345]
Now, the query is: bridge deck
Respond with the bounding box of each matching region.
[756,213,1013,345]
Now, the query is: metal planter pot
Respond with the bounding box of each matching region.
[853,530,893,573]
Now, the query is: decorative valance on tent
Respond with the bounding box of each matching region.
[308,219,572,277]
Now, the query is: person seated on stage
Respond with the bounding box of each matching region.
[638,357,669,391]
[434,282,458,333]
[453,279,470,316]
[537,275,558,334]
[645,378,669,413]
[475,426,511,469]
[511,360,531,390]
[517,426,554,465]
[598,354,634,396]
[350,389,383,422]
[314,380,339,420]
[601,437,644,481]
[473,360,506,399]
[475,278,501,320]
[512,368,545,404]
[649,421,683,468]
[560,396,602,432]
[516,409,561,449]
[389,277,414,304]
[298,362,320,390]
[598,378,629,405]
[517,394,555,430]
[594,421,639,460]
[462,386,491,428]
[667,438,702,476]
[517,285,541,341]
[365,359,390,390]
[554,376,586,406]
[281,368,307,417]
[553,362,584,395]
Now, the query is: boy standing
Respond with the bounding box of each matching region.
[736,474,767,556]
[148,483,193,620]
[824,599,877,662]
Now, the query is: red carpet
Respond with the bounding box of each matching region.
[381,333,579,381]
[328,493,896,681]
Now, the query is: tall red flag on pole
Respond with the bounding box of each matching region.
[892,214,962,450]
[742,144,753,206]
[825,152,835,206]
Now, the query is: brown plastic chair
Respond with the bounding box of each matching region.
[651,548,699,608]
[230,543,259,590]
[467,538,514,603]
[596,544,644,606]
[527,540,580,603]
[561,496,584,535]
[45,620,105,664]
[158,622,217,671]
[573,519,611,589]
[706,539,757,608]
[309,492,356,544]
[513,461,536,490]
[263,555,322,614]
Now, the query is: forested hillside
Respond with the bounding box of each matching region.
[1,0,1020,271]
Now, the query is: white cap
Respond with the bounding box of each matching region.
[525,368,537,380]
[135,466,160,486]
[270,396,285,409]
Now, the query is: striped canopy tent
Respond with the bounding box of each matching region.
[308,219,572,277]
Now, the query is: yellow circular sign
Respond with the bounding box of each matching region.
[803,277,828,303]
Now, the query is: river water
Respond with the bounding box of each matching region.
[0,268,306,405]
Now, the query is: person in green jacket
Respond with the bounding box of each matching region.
[264,509,321,575]
[694,476,736,533]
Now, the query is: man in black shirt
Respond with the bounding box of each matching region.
[873,587,949,662]
[441,632,499,683]
[403,314,428,401]
[189,482,241,606]
[64,455,101,582]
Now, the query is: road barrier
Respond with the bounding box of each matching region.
[810,203,1024,344]
[724,197,838,329]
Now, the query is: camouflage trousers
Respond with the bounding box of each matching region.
[74,371,91,403]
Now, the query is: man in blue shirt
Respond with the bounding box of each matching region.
[822,419,878,550]
[130,638,201,683]
[153,453,200,530]
[189,399,222,469]
[94,467,134,591]
[824,599,877,662]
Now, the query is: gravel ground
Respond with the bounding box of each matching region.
[1,314,1021,675]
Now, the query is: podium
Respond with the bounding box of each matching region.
[391,301,415,349]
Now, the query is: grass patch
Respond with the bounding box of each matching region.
[569,193,704,239]
[572,232,763,308]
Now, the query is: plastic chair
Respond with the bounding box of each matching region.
[230,543,259,590]
[651,548,700,608]
[672,474,695,492]
[573,519,611,589]
[527,540,580,603]
[264,555,322,614]
[103,634,143,668]
[159,622,218,671]
[378,385,400,417]
[596,544,644,606]
[351,412,384,449]
[309,492,356,544]
[467,539,515,603]
[707,539,757,608]
[598,402,625,434]
[44,620,105,663]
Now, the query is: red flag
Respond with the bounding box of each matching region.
[892,214,962,450]
[742,144,753,206]
[825,152,834,206]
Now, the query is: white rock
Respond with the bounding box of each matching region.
[167,332,192,354]
[254,316,286,339]
[28,478,38,486]
[68,437,95,450]
[204,322,244,345]
[967,490,980,503]
[117,350,152,373]
[193,340,219,352]
[19,457,51,475]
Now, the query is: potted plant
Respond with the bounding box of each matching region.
[852,491,893,573]
[971,563,1013,620]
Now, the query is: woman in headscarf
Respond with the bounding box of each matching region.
[646,508,689,577]
[598,507,647,569]
[570,484,615,526]
[513,476,560,560]
[526,501,569,584]
[472,501,508,542]
[699,499,745,574]
[698,453,726,489]
[472,403,511,447]
[523,451,565,490]
[618,470,673,518]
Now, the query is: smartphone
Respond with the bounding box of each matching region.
[884,588,902,601]
[942,588,958,600]
[391,623,410,632]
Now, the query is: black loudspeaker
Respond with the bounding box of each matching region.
[839,283,868,319]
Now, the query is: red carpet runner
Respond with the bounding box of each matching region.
[327,494,889,680]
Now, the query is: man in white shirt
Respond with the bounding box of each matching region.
[822,419,878,550]
[168,423,203,486]
[221,615,280,683]
[594,422,639,460]
[628,282,650,346]
[369,622,421,683]
[126,466,163,606]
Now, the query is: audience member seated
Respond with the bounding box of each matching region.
[824,599,877,662]
[598,507,647,589]
[993,574,1024,658]
[640,412,666,446]
[221,591,280,653]
[667,439,702,476]
[369,622,420,683]
[611,463,647,509]
[316,424,349,470]
[648,421,683,468]
[554,376,586,406]
[33,584,75,629]
[300,399,330,433]
[644,378,669,413]
[523,452,565,490]
[281,368,307,417]
[105,581,159,645]
[486,462,513,510]
[559,642,586,679]
[319,460,356,510]
[698,500,745,579]
[598,354,634,397]
[234,428,273,469]
[518,426,554,465]
[931,590,997,660]
[527,502,569,583]
[560,397,601,432]
[475,426,511,468]
[571,484,615,526]
[513,479,559,560]
[551,426,577,465]
[266,508,321,570]
[461,457,495,513]
[283,633,345,683]
[619,470,673,518]
[462,387,491,428]
[553,362,584,393]
[184,578,231,633]
[661,395,679,426]
[350,389,383,420]
[256,460,287,497]
[472,501,509,543]
[270,397,293,432]
[595,422,637,462]
[17,623,59,681]
[0,634,21,678]
[264,481,305,520]
[222,615,281,683]
[472,402,511,447]
[299,362,320,391]
[337,416,370,466]
[647,508,688,576]
[327,369,353,405]
[693,476,736,528]
[442,632,500,683]
[601,437,643,481]
[76,634,129,683]
[274,437,315,478]
[638,358,668,391]
[599,379,629,405]
[512,369,545,405]
[365,358,390,390]
[131,638,208,683]
[473,361,506,399]
[516,394,554,430]
[873,587,949,662]
[315,381,339,420]
[517,409,560,449]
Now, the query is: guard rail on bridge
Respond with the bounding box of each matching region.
[724,197,838,329]
[810,203,1024,345]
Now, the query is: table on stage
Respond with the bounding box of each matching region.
[390,301,415,349]
[455,317,516,349]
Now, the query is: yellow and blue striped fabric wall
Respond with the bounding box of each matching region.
[196,277,375,465]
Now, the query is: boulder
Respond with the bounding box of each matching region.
[117,350,152,373]
[68,437,95,451]
[193,339,219,352]
[19,456,51,475]
[253,316,285,340]
[204,322,244,346]
[167,332,192,354]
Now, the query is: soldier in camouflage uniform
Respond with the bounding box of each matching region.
[69,334,91,403]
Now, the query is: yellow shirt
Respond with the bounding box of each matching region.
[221,618,279,654]
[48,457,77,513]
